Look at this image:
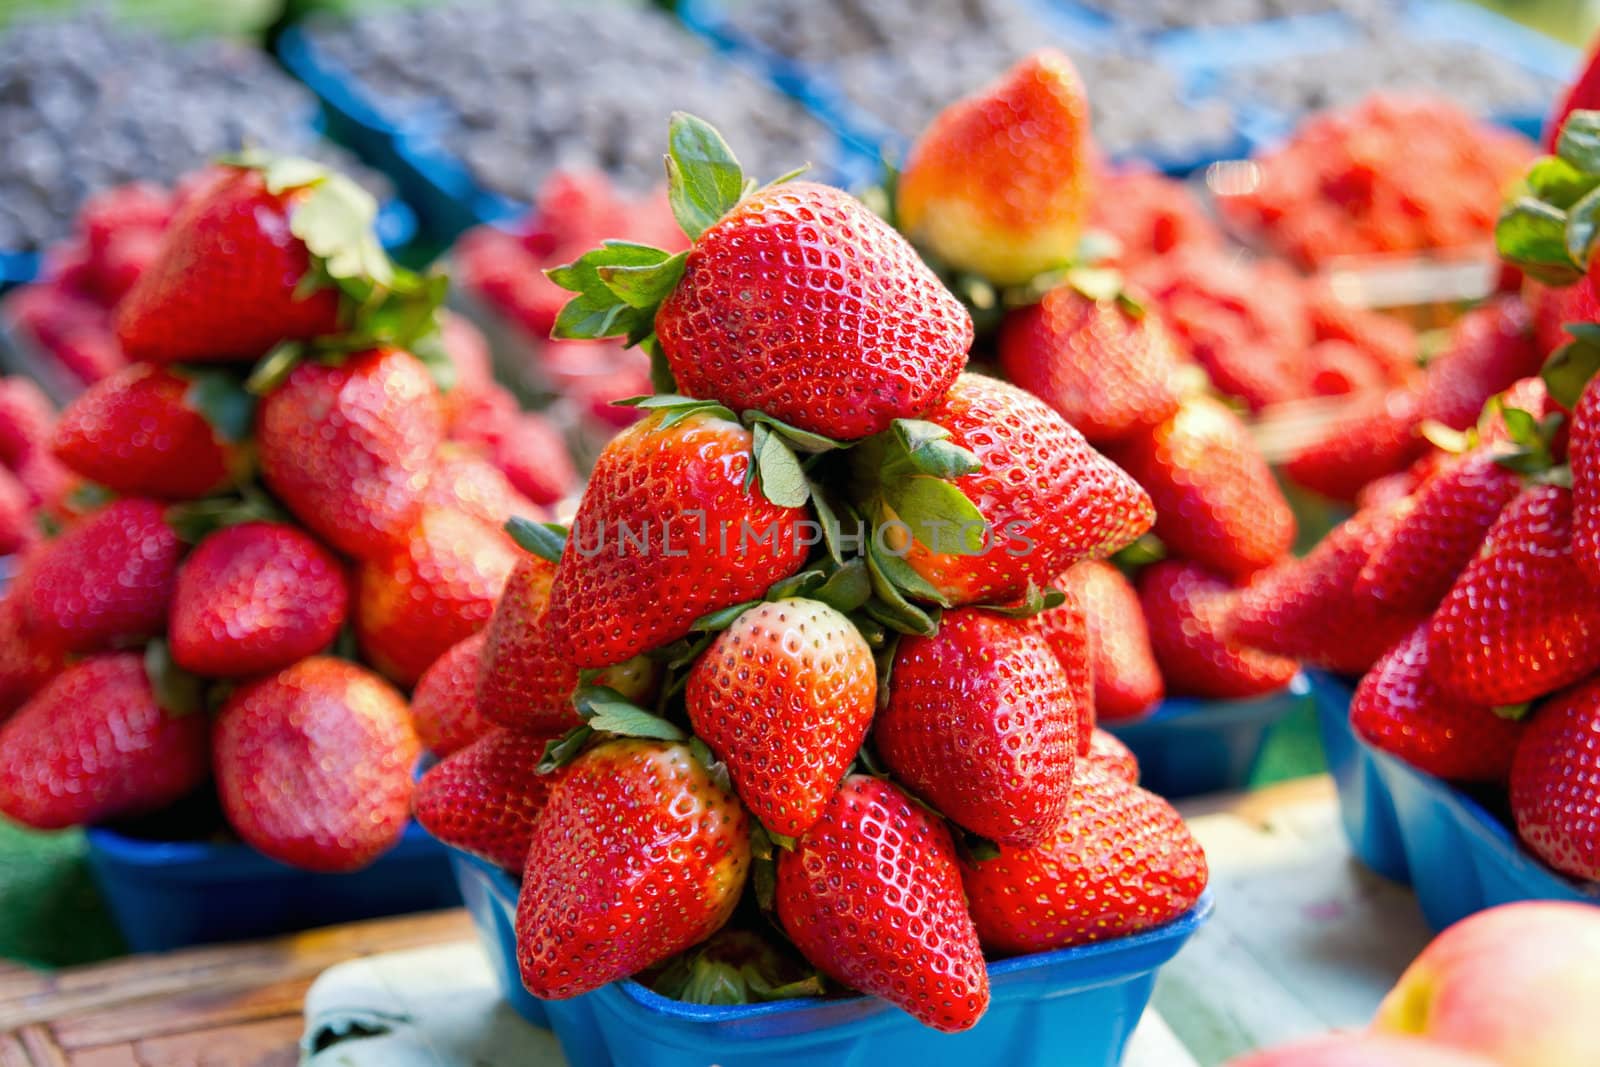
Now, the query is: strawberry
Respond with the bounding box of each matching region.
[1090,167,1221,270]
[411,631,494,758]
[1509,675,1600,880]
[959,761,1207,956]
[776,774,988,1032]
[0,590,64,720]
[1087,728,1138,784]
[1351,623,1524,782]
[1415,298,1540,432]
[424,448,542,529]
[414,726,566,870]
[257,347,444,560]
[1305,339,1388,397]
[0,654,210,830]
[1571,376,1600,583]
[1061,560,1163,721]
[1109,394,1294,581]
[22,498,182,653]
[1283,388,1427,503]
[1428,485,1600,707]
[686,598,875,839]
[356,508,518,687]
[996,282,1182,444]
[1028,580,1095,757]
[516,739,750,999]
[546,408,810,668]
[1304,285,1419,385]
[437,310,495,430]
[877,608,1077,846]
[0,466,32,555]
[1227,502,1424,675]
[1139,560,1298,700]
[1356,449,1524,615]
[1544,42,1600,151]
[169,522,349,678]
[51,364,243,500]
[553,117,971,442]
[885,373,1154,607]
[493,413,576,508]
[214,657,418,872]
[1524,278,1600,358]
[896,50,1093,286]
[0,377,55,469]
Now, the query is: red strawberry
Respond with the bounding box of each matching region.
[1062,560,1163,720]
[546,409,810,668]
[51,364,241,500]
[1478,376,1566,450]
[1570,376,1600,583]
[1428,485,1600,707]
[687,598,875,838]
[1087,728,1138,784]
[1357,449,1523,615]
[893,373,1154,607]
[1509,675,1600,880]
[996,282,1182,444]
[1110,394,1294,580]
[1304,284,1418,385]
[493,413,576,508]
[896,50,1093,286]
[414,726,565,870]
[516,739,750,999]
[0,466,32,555]
[114,162,344,364]
[1028,580,1095,757]
[424,448,542,529]
[437,310,495,430]
[356,508,517,687]
[411,631,494,758]
[169,522,348,678]
[1415,298,1540,431]
[1140,560,1298,700]
[214,657,418,872]
[257,347,444,560]
[877,608,1077,846]
[959,761,1207,956]
[1544,41,1600,151]
[1305,339,1389,397]
[1283,388,1427,503]
[0,377,55,469]
[654,180,971,441]
[1524,278,1600,358]
[80,181,171,261]
[1351,623,1524,782]
[1227,502,1424,675]
[22,498,181,653]
[1356,466,1428,511]
[0,654,209,830]
[1091,167,1222,270]
[776,774,988,1032]
[0,591,64,720]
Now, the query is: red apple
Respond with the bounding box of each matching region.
[1230,1034,1496,1066]
[1371,902,1600,1067]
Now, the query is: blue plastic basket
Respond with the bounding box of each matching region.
[84,821,461,953]
[451,847,1212,1067]
[1105,673,1312,799]
[1308,669,1411,884]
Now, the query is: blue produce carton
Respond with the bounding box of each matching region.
[1308,669,1410,883]
[1106,673,1312,799]
[451,847,1212,1067]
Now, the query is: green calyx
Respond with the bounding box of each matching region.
[1542,322,1600,410]
[974,580,1067,619]
[849,418,987,565]
[647,930,826,1007]
[535,685,688,773]
[164,486,286,545]
[505,517,567,564]
[144,639,205,717]
[1487,397,1568,480]
[1495,111,1600,284]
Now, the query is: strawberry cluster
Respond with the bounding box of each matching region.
[416,113,1209,1032]
[0,154,561,875]
[0,377,72,558]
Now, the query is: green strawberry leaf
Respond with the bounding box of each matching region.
[665,112,746,241]
[977,581,1066,618]
[597,250,688,310]
[642,335,677,394]
[807,480,847,566]
[765,568,827,602]
[743,411,847,454]
[1493,701,1533,722]
[1524,155,1600,211]
[752,424,810,509]
[1567,185,1600,271]
[957,830,1001,864]
[762,163,812,190]
[887,420,981,480]
[144,639,204,717]
[164,491,284,544]
[1557,110,1600,173]
[867,524,954,607]
[1542,327,1600,409]
[1112,533,1167,569]
[575,686,686,741]
[547,241,674,342]
[884,478,988,557]
[182,370,256,445]
[690,600,761,633]
[506,517,567,563]
[246,341,305,396]
[1495,196,1583,284]
[811,558,872,615]
[290,175,393,291]
[863,543,941,635]
[538,725,596,773]
[1421,420,1475,455]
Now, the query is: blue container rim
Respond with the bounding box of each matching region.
[85,819,436,870]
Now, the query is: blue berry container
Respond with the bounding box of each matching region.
[1106,673,1312,799]
[1308,668,1411,883]
[84,821,460,953]
[451,849,1212,1067]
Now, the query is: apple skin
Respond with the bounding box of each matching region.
[1229,1034,1497,1066]
[1371,901,1600,1067]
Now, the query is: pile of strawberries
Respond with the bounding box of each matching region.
[415,108,1210,1032]
[0,376,71,558]
[0,153,554,874]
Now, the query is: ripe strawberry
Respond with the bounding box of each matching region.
[1352,623,1524,782]
[1140,560,1298,700]
[996,283,1182,444]
[877,608,1077,846]
[1544,43,1600,151]
[1227,502,1424,675]
[960,761,1207,956]
[895,374,1154,607]
[0,466,32,555]
[1304,285,1419,384]
[1509,675,1600,880]
[0,654,209,830]
[424,448,542,529]
[437,310,495,430]
[22,498,182,653]
[1357,449,1523,615]
[356,508,518,687]
[654,180,971,441]
[1028,580,1095,757]
[214,657,418,872]
[0,377,55,469]
[1478,376,1566,450]
[1283,388,1427,503]
[687,598,875,838]
[1525,278,1600,358]
[51,364,241,500]
[257,347,444,560]
[517,739,750,999]
[897,50,1092,286]
[1428,485,1600,707]
[414,726,566,870]
[169,522,348,678]
[0,591,64,720]
[411,631,494,757]
[1090,167,1222,270]
[546,409,810,668]
[114,163,344,364]
[1109,394,1294,580]
[1570,376,1600,583]
[1087,728,1138,784]
[776,774,988,1032]
[1063,560,1163,720]
[493,413,576,508]
[1305,339,1388,397]
[1415,298,1540,432]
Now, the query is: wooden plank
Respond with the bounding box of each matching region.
[124,1017,302,1067]
[63,1047,139,1067]
[52,977,312,1051]
[16,1028,64,1067]
[0,1032,30,1067]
